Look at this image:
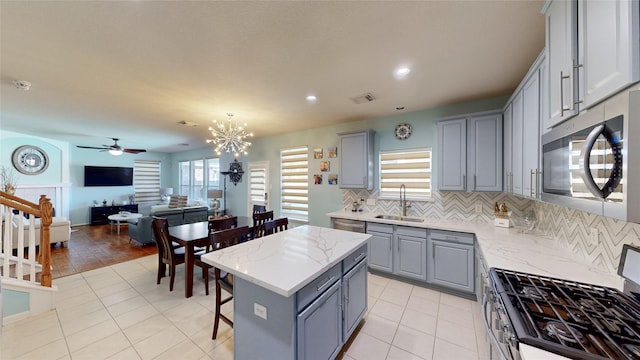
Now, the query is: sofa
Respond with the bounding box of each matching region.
[127,216,154,245]
[3,216,71,249]
[126,205,209,245]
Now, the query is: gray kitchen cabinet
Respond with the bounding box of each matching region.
[503,51,545,199]
[396,226,427,281]
[503,103,513,193]
[366,223,427,281]
[342,258,368,341]
[427,230,475,294]
[338,130,375,189]
[437,118,466,191]
[366,223,394,272]
[437,111,502,192]
[543,0,639,129]
[297,281,343,360]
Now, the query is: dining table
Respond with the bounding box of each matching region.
[168,215,251,298]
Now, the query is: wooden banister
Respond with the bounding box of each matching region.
[0,190,52,287]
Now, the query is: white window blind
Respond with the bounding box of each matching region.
[281,146,309,221]
[134,160,161,203]
[379,148,432,198]
[249,166,267,203]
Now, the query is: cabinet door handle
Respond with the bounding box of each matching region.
[316,276,336,292]
[463,174,466,191]
[354,252,366,263]
[573,62,583,107]
[473,175,477,191]
[530,169,535,197]
[560,70,573,116]
[432,243,435,259]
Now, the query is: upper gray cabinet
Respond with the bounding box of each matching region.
[504,52,546,199]
[437,111,503,192]
[338,130,375,189]
[543,0,639,129]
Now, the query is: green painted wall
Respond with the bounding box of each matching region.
[177,95,509,227]
[3,288,29,317]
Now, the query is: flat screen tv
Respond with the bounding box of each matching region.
[84,166,133,187]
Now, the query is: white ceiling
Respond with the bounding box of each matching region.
[0,1,545,153]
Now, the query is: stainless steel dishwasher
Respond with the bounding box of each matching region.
[332,218,366,233]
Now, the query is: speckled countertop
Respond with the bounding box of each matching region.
[327,210,623,290]
[200,225,370,297]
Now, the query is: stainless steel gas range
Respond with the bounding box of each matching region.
[482,245,640,360]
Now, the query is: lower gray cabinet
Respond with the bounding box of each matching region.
[296,246,368,360]
[396,226,427,281]
[367,223,427,281]
[343,259,368,341]
[367,224,393,272]
[427,230,475,294]
[297,281,343,360]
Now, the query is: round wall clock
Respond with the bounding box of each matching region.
[394,123,412,140]
[12,145,49,175]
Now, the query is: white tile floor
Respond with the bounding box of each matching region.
[1,255,490,360]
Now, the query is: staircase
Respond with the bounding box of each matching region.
[1,191,56,328]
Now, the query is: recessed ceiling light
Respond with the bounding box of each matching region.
[306,95,317,103]
[394,67,411,79]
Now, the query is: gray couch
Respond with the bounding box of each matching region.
[127,216,154,245]
[127,205,209,245]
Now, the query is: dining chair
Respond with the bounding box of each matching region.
[252,204,267,214]
[208,216,238,233]
[211,225,252,339]
[152,217,185,291]
[252,210,274,239]
[264,217,289,236]
[152,217,209,293]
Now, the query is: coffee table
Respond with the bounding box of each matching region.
[108,213,143,235]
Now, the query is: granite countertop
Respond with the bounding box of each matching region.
[327,210,623,290]
[200,225,370,297]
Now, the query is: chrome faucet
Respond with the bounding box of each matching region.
[400,184,411,216]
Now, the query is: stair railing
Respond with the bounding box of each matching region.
[0,191,53,287]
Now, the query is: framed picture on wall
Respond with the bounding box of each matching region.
[320,161,329,172]
[313,148,323,159]
[314,174,323,184]
[328,174,338,185]
[328,146,337,158]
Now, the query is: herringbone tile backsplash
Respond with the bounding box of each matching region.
[343,190,640,274]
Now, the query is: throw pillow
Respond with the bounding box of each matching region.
[177,195,188,207]
[168,196,180,208]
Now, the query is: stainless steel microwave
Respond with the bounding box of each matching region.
[541,88,640,222]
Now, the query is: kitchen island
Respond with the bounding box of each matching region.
[201,225,370,360]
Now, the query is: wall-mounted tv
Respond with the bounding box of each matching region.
[84,166,133,187]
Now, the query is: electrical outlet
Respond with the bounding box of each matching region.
[366,198,376,206]
[589,227,599,246]
[475,203,483,214]
[254,302,267,320]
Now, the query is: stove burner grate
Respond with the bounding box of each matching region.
[521,286,549,300]
[623,344,640,359]
[544,321,585,344]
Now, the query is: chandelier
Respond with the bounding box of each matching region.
[206,113,253,157]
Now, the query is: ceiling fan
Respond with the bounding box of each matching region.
[76,138,146,155]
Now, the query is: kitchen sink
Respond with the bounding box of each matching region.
[374,214,424,223]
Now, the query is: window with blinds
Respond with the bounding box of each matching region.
[134,160,161,203]
[281,146,309,221]
[379,148,432,199]
[249,165,267,204]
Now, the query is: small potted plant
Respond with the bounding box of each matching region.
[1,166,18,195]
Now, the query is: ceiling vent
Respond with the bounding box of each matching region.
[13,80,31,91]
[349,92,376,104]
[178,120,198,127]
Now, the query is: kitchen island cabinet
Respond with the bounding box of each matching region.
[201,225,369,360]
